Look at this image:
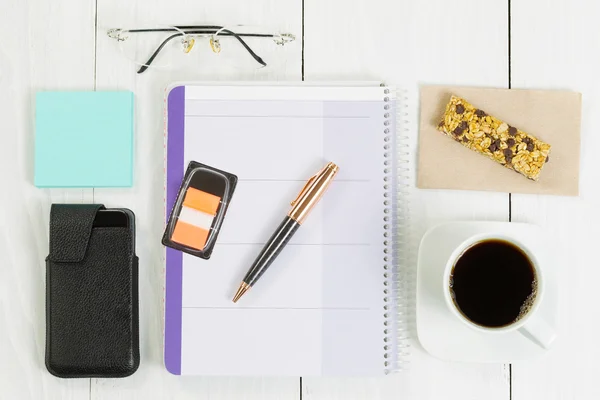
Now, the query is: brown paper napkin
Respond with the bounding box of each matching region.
[417,86,581,196]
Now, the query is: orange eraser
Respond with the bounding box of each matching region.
[171,221,210,250]
[183,188,221,216]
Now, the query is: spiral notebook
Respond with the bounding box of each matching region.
[164,82,408,376]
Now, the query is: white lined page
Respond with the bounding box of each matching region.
[179,85,387,376]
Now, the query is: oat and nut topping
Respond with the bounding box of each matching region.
[437,95,551,181]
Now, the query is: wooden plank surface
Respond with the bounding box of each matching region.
[302,0,511,399]
[510,0,597,399]
[2,0,594,398]
[0,0,96,399]
[90,1,301,399]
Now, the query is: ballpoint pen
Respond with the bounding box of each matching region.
[232,161,339,303]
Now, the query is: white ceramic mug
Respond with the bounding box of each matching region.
[443,233,556,349]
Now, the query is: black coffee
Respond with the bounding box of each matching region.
[449,239,537,328]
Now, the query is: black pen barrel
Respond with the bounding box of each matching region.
[243,216,300,287]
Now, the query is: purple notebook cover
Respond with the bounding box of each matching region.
[164,85,185,375]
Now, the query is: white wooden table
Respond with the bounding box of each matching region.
[0,0,594,398]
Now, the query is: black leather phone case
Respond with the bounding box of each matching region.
[45,204,139,378]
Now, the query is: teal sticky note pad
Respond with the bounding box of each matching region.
[35,91,134,188]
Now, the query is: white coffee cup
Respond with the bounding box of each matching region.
[443,233,556,349]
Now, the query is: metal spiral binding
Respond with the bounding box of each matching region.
[382,84,411,374]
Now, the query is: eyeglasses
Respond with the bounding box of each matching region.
[107,25,296,74]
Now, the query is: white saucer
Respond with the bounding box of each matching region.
[416,221,558,362]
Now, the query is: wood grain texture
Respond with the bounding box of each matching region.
[303,0,510,399]
[510,0,597,399]
[6,0,595,398]
[0,0,95,399]
[90,1,301,399]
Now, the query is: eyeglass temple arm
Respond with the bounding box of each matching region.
[213,29,266,66]
[137,33,178,74]
[137,30,267,74]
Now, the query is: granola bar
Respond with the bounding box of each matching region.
[437,95,551,181]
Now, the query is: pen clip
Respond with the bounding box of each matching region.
[291,169,322,206]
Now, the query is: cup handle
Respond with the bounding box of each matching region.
[518,314,557,349]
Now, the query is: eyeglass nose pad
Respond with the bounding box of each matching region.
[210,38,221,54]
[182,37,195,54]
